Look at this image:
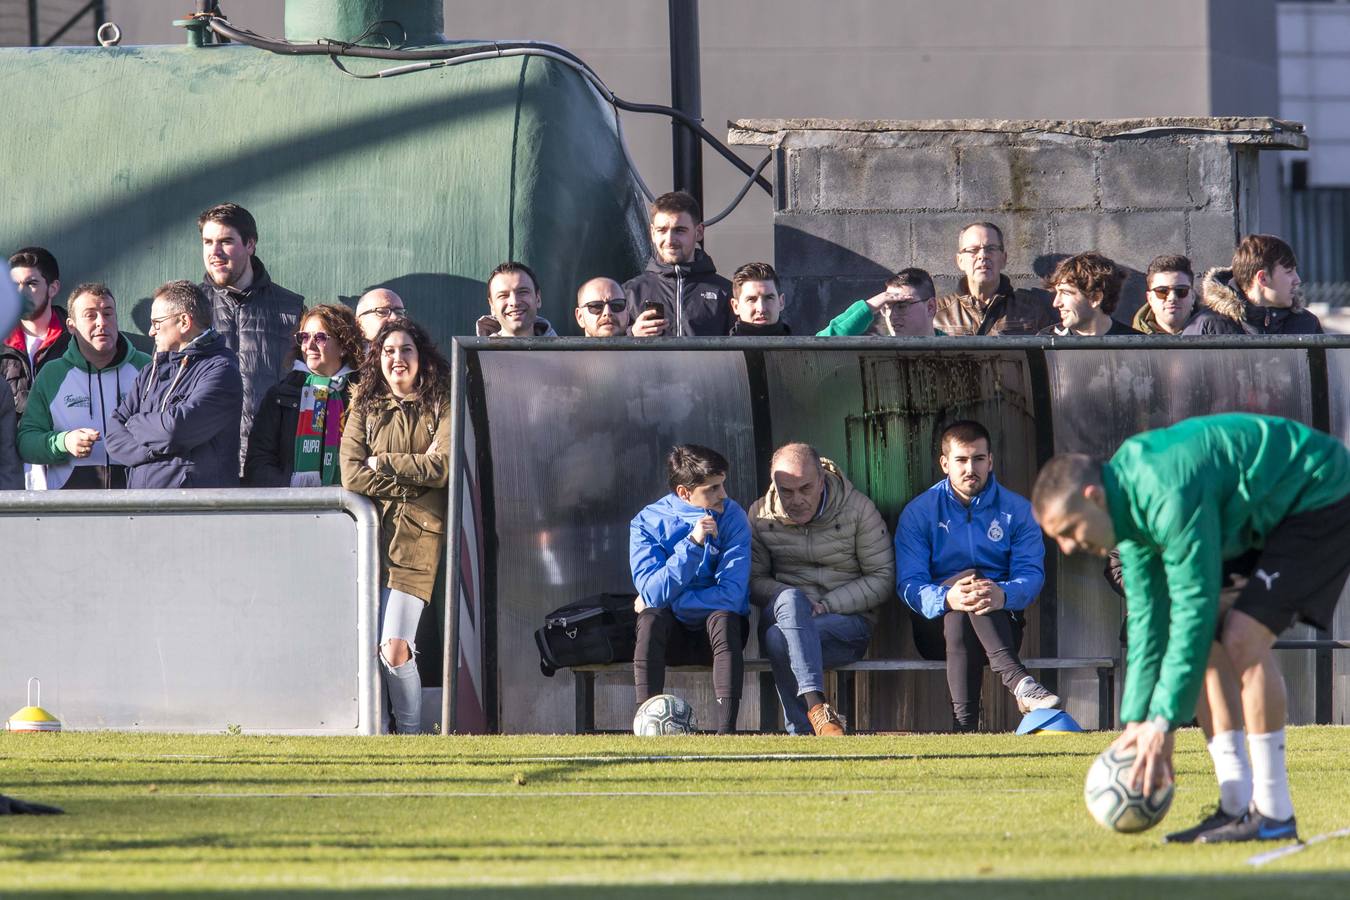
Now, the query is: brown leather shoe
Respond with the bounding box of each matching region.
[806,702,846,736]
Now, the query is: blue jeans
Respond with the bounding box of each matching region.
[760,588,873,735]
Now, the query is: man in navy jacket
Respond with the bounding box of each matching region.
[896,420,1059,730]
[105,281,243,489]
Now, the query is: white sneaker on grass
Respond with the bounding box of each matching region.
[1014,676,1061,714]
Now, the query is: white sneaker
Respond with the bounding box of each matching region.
[1014,676,1061,714]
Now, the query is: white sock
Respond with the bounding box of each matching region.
[1207,730,1253,816]
[1248,729,1294,821]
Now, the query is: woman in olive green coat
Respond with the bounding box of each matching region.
[341,319,451,734]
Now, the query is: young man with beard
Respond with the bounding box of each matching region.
[1198,235,1322,335]
[574,277,631,338]
[105,280,243,489]
[1132,255,1242,336]
[476,261,557,337]
[197,203,305,476]
[623,191,733,337]
[3,247,70,419]
[1040,252,1141,336]
[896,421,1060,730]
[934,223,1057,336]
[18,284,150,489]
[729,262,790,336]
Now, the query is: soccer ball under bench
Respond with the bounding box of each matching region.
[1084,745,1175,833]
[633,694,696,736]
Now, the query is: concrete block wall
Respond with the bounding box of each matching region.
[730,118,1306,331]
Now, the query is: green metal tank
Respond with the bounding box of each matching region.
[0,0,649,342]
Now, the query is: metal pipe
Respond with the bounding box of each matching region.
[442,339,466,735]
[0,486,367,512]
[450,335,1350,352]
[668,0,704,210]
[27,0,39,46]
[344,490,383,736]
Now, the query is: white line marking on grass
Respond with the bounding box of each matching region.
[471,753,922,763]
[1247,826,1350,867]
[161,787,1052,800]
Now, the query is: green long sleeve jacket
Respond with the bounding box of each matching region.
[1105,413,1349,726]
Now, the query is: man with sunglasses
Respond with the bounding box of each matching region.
[1132,255,1241,336]
[354,288,406,345]
[106,281,243,489]
[934,222,1056,336]
[574,278,631,338]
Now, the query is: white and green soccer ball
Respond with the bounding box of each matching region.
[1085,745,1175,833]
[633,693,696,736]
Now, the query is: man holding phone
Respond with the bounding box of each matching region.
[623,191,733,337]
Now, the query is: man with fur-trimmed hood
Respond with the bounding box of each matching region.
[1198,235,1322,335]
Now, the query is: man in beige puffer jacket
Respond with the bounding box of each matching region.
[750,443,895,735]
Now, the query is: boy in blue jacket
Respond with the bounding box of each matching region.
[896,420,1059,730]
[630,444,751,733]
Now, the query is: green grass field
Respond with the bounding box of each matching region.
[2,728,1349,898]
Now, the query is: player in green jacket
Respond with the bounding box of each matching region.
[1032,414,1350,844]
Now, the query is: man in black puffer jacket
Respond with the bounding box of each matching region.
[622,191,732,337]
[196,203,304,475]
[1198,234,1322,335]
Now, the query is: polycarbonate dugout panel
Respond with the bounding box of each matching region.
[460,339,1350,734]
[479,350,758,733]
[1047,347,1318,725]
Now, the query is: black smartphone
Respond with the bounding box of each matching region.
[642,301,664,317]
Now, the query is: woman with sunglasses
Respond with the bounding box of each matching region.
[340,319,451,734]
[243,304,363,487]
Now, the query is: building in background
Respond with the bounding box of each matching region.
[1279,0,1350,307]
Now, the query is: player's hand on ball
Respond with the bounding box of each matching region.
[690,515,717,546]
[1119,722,1175,795]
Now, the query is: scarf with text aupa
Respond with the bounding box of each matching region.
[292,364,354,485]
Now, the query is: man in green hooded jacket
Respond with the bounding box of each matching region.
[1032,414,1350,844]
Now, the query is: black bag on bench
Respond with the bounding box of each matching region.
[535,593,639,677]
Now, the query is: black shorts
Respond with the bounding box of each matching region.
[1221,490,1350,636]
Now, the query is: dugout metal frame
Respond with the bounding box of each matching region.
[443,334,1350,734]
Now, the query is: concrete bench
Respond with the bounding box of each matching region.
[570,656,1117,734]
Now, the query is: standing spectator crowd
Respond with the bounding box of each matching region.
[0,189,1333,738]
